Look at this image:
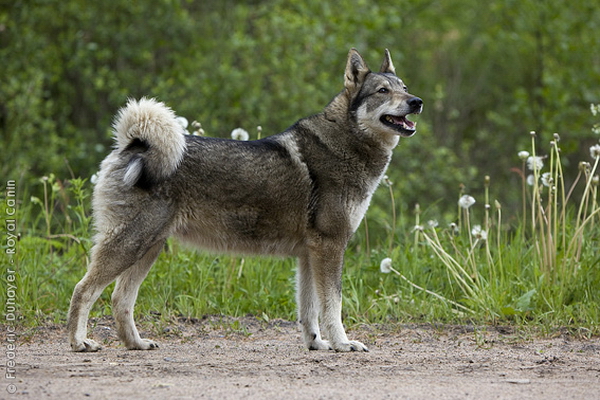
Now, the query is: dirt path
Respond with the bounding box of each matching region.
[3,317,599,399]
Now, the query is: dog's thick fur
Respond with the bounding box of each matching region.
[67,49,423,353]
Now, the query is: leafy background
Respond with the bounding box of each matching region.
[3,0,599,223]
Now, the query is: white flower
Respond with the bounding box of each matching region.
[591,104,598,117]
[526,174,536,186]
[175,116,189,130]
[231,128,249,141]
[518,151,530,160]
[380,258,393,274]
[541,172,553,187]
[526,156,544,171]
[471,225,488,240]
[458,195,476,209]
[590,144,600,159]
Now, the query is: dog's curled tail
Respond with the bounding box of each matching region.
[112,97,187,187]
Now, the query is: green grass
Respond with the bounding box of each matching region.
[2,133,599,337]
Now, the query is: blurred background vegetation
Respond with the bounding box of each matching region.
[2,0,599,227]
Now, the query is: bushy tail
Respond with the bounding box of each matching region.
[112,97,187,187]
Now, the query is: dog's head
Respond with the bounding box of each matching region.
[345,49,423,140]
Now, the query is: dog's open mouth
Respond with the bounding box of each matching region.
[380,113,417,136]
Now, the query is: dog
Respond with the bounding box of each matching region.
[67,48,423,353]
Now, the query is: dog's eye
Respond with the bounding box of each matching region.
[377,87,389,94]
[403,86,408,92]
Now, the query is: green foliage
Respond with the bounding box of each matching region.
[3,0,599,212]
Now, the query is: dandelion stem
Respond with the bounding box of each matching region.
[363,215,370,257]
[413,203,421,253]
[389,266,475,314]
[388,183,396,255]
[521,159,527,240]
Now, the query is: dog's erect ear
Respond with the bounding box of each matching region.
[379,49,396,75]
[344,48,370,92]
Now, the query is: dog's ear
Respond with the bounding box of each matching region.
[379,49,396,75]
[344,48,370,92]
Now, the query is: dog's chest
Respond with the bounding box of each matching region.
[346,180,380,233]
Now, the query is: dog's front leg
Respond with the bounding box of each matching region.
[309,244,368,352]
[297,255,331,350]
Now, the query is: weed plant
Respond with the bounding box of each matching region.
[382,130,600,335]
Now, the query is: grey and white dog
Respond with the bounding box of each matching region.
[67,48,423,353]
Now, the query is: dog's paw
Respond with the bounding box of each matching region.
[332,340,369,352]
[307,338,332,351]
[127,339,159,350]
[71,338,102,352]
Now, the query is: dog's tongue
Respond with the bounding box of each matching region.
[390,115,415,129]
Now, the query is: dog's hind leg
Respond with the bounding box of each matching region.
[67,273,113,351]
[297,254,332,350]
[67,241,135,352]
[111,240,164,350]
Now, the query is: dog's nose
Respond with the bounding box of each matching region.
[408,97,423,112]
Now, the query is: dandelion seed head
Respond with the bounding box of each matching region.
[191,121,205,136]
[449,222,459,234]
[526,174,536,186]
[458,195,476,209]
[591,104,599,117]
[231,128,250,141]
[579,161,591,173]
[381,175,393,186]
[590,144,600,159]
[471,225,488,240]
[175,116,189,130]
[380,258,393,274]
[592,176,599,186]
[427,220,439,229]
[412,225,424,232]
[518,151,530,160]
[526,156,544,171]
[90,173,98,185]
[541,172,553,187]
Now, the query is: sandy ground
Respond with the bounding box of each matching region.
[2,316,599,400]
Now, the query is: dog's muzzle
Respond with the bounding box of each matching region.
[381,97,423,137]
